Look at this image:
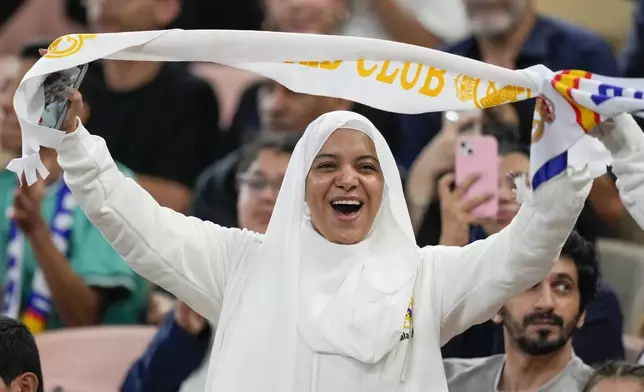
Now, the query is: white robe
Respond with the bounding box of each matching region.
[598,113,644,229]
[56,122,592,391]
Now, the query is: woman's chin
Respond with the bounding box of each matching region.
[323,226,367,245]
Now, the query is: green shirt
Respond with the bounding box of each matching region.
[0,165,148,329]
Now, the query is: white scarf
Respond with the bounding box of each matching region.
[12,29,644,190]
[207,111,419,390]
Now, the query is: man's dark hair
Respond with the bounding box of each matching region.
[560,230,600,313]
[0,317,43,392]
[482,112,521,142]
[497,137,530,158]
[20,39,53,60]
[583,361,644,391]
[236,131,301,177]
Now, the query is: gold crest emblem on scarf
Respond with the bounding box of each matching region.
[454,73,532,109]
[45,34,98,59]
[531,95,556,144]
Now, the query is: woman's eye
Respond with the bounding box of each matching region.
[317,162,335,169]
[359,164,377,171]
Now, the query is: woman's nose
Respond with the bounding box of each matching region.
[335,166,359,191]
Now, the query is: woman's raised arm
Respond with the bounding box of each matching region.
[55,117,261,324]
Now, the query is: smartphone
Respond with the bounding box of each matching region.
[455,134,499,219]
[39,63,88,130]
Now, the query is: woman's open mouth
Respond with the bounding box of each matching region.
[331,200,363,222]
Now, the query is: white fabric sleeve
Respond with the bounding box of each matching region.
[597,113,644,228]
[55,120,262,324]
[422,170,592,345]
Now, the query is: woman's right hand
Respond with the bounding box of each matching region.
[437,172,493,247]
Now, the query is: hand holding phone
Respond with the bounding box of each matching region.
[454,135,499,219]
[38,54,88,132]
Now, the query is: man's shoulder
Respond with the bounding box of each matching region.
[443,354,504,380]
[539,16,612,50]
[568,356,594,384]
[193,150,241,202]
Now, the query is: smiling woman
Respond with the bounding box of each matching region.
[53,93,593,391]
[306,128,384,244]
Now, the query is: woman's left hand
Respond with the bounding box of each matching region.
[39,48,84,134]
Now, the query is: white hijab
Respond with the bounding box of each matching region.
[206,111,422,391]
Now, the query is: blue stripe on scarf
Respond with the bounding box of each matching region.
[532,151,568,190]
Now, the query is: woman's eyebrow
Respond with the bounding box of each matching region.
[313,153,339,160]
[356,154,379,163]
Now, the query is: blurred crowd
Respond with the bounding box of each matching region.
[2,0,644,391]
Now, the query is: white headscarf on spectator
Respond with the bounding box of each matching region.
[206,110,421,391]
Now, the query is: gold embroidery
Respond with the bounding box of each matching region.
[45,34,97,59]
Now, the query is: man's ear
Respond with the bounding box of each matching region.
[576,311,586,329]
[492,306,506,325]
[14,372,39,392]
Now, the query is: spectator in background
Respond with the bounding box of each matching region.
[121,132,301,392]
[0,0,83,56]
[194,82,352,227]
[80,0,221,213]
[262,0,347,34]
[0,41,148,331]
[444,231,596,391]
[65,0,263,31]
[408,106,624,248]
[436,137,624,365]
[0,317,42,392]
[398,0,619,168]
[343,0,469,48]
[621,0,644,78]
[583,362,644,392]
[228,0,404,161]
[619,0,644,131]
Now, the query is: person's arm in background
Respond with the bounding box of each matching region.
[621,0,644,78]
[141,79,221,214]
[121,303,211,392]
[595,113,644,229]
[406,147,446,234]
[12,180,103,327]
[435,173,491,247]
[369,0,440,48]
[370,0,470,47]
[426,169,592,344]
[406,114,479,233]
